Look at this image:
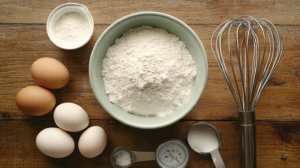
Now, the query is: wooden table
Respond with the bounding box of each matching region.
[1,0,299,167]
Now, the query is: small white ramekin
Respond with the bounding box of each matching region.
[47,3,94,50]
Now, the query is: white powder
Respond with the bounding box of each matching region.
[187,125,219,153]
[115,150,132,167]
[54,12,89,46]
[102,26,196,117]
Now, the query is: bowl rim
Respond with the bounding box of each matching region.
[89,11,208,129]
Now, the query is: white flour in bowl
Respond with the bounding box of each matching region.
[54,12,89,46]
[102,26,196,117]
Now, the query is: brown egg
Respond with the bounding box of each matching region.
[16,86,56,116]
[31,57,70,89]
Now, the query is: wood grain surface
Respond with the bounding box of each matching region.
[0,0,299,168]
[1,121,300,168]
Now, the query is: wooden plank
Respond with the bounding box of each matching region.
[0,0,300,25]
[0,1,299,168]
[0,120,299,167]
[0,24,299,120]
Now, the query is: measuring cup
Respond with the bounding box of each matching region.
[187,123,226,168]
[110,147,155,168]
[111,140,189,168]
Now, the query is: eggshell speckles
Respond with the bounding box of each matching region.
[36,128,75,158]
[31,57,70,89]
[54,103,89,132]
[78,126,107,158]
[15,86,56,116]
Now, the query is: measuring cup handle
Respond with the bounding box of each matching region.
[132,151,155,163]
[210,149,226,168]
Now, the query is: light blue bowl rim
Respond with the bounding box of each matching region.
[89,11,208,129]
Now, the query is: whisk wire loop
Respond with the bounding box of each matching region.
[211,15,283,112]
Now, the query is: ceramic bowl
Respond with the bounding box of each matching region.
[47,3,94,50]
[89,12,208,129]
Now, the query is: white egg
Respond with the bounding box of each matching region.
[54,102,89,132]
[36,127,75,158]
[78,126,107,158]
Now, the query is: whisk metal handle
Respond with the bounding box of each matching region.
[239,111,256,168]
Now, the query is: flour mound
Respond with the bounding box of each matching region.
[102,26,196,117]
[54,12,89,46]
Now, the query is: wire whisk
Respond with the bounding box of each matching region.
[211,15,283,168]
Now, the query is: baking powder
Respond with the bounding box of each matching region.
[102,26,196,117]
[54,12,89,46]
[187,125,219,153]
[114,150,131,167]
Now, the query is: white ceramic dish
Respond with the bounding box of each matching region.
[89,12,208,129]
[46,3,94,50]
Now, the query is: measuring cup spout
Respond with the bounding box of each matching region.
[210,149,226,168]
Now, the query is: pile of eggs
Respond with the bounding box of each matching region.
[37,103,107,158]
[15,57,107,158]
[16,57,68,116]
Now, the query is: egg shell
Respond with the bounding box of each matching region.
[15,86,56,116]
[78,126,107,158]
[31,57,70,89]
[36,127,75,158]
[54,103,89,132]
